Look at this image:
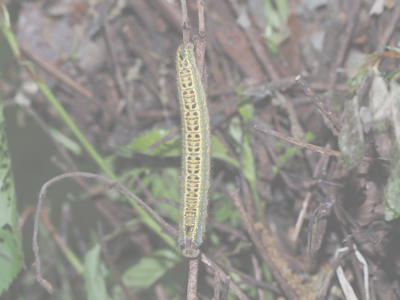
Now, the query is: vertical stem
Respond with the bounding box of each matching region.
[187,258,199,300]
[181,0,190,44]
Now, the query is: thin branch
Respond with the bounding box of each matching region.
[378,2,400,49]
[19,44,93,99]
[316,249,351,300]
[225,0,279,81]
[155,284,171,300]
[187,258,199,300]
[197,0,205,34]
[292,150,331,242]
[209,219,248,242]
[194,1,207,85]
[102,3,129,107]
[214,257,281,295]
[221,276,230,300]
[295,75,342,132]
[201,254,251,300]
[33,173,249,298]
[33,172,178,293]
[35,208,85,293]
[251,254,265,300]
[292,191,312,242]
[180,0,190,44]
[254,125,390,165]
[98,222,138,300]
[229,189,299,300]
[212,271,221,300]
[327,0,362,92]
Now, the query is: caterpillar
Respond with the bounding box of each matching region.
[176,43,211,258]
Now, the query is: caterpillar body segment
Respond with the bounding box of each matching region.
[176,43,211,258]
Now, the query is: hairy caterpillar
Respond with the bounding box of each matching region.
[176,43,211,258]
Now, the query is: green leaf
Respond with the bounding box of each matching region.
[278,146,300,164]
[339,95,364,169]
[214,194,234,223]
[150,168,180,223]
[242,130,257,191]
[386,69,400,81]
[228,117,259,217]
[384,136,400,221]
[304,131,316,143]
[0,31,17,82]
[272,165,278,174]
[384,76,400,221]
[229,117,242,146]
[0,102,23,296]
[126,128,180,157]
[385,46,400,54]
[264,0,281,29]
[122,249,180,290]
[50,127,82,156]
[84,244,111,300]
[211,135,239,168]
[275,0,289,23]
[0,5,20,56]
[238,99,254,123]
[235,87,245,95]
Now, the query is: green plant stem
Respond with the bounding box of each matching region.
[1,4,176,257]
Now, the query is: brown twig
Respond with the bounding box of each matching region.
[33,172,179,293]
[187,258,199,300]
[19,44,93,99]
[98,222,138,300]
[316,249,351,300]
[378,2,400,49]
[36,208,71,293]
[20,43,133,129]
[194,1,207,85]
[254,129,298,190]
[155,284,171,300]
[213,257,282,295]
[292,192,313,242]
[251,254,265,300]
[201,254,251,300]
[33,173,249,299]
[221,276,230,300]
[327,0,362,93]
[254,125,390,165]
[295,75,342,132]
[292,151,331,241]
[51,156,89,189]
[180,0,190,44]
[197,0,205,34]
[209,219,248,242]
[212,271,221,300]
[18,206,36,230]
[225,0,279,81]
[102,3,129,113]
[137,178,168,216]
[229,189,299,300]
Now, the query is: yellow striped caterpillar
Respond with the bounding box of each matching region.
[176,43,211,258]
